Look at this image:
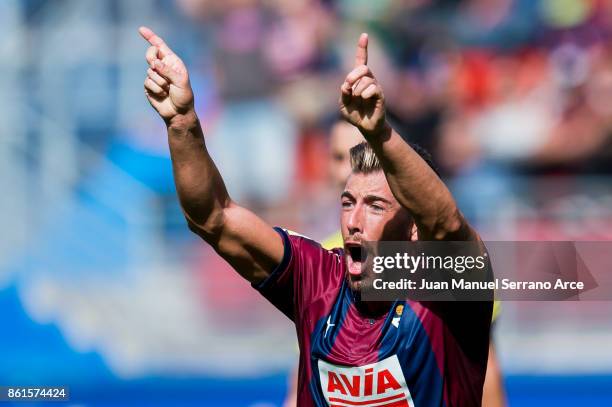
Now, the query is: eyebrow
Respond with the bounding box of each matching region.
[364,194,393,205]
[341,191,354,200]
[341,191,393,205]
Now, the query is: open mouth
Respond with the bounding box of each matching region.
[345,242,367,276]
[348,245,366,262]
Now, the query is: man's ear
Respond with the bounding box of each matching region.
[410,223,418,241]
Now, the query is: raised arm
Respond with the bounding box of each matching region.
[339,34,476,241]
[139,27,283,283]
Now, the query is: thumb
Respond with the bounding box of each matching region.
[153,59,186,86]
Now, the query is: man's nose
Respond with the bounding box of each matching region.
[347,204,363,234]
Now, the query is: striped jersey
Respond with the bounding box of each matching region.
[254,228,492,406]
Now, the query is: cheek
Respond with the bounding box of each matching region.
[366,211,409,241]
[340,211,349,231]
[363,213,386,240]
[390,215,413,241]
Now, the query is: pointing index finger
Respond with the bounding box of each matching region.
[354,33,368,67]
[139,26,174,57]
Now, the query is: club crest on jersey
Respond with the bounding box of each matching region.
[391,305,404,328]
[395,305,404,316]
[318,355,414,407]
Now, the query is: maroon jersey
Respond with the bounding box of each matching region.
[254,228,491,406]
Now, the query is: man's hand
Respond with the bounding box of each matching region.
[340,33,388,138]
[139,26,194,124]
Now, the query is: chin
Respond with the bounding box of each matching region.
[349,280,363,292]
[348,277,372,294]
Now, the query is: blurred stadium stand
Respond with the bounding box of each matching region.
[1,0,612,405]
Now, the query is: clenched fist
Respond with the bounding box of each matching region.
[139,26,194,124]
[339,33,388,138]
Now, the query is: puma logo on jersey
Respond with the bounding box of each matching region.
[318,355,414,406]
[325,316,335,337]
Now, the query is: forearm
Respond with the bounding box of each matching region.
[364,123,473,240]
[338,33,476,240]
[167,110,230,237]
[139,27,285,282]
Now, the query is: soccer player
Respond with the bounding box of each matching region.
[140,27,492,406]
[314,120,505,407]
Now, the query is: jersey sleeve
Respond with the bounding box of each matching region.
[252,227,343,322]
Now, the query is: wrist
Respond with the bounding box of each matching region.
[166,109,198,131]
[361,121,392,143]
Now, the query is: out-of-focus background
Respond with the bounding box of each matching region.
[1,0,612,405]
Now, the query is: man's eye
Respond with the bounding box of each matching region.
[371,204,384,212]
[342,201,353,208]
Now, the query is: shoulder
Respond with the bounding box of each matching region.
[277,228,345,308]
[277,228,344,269]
